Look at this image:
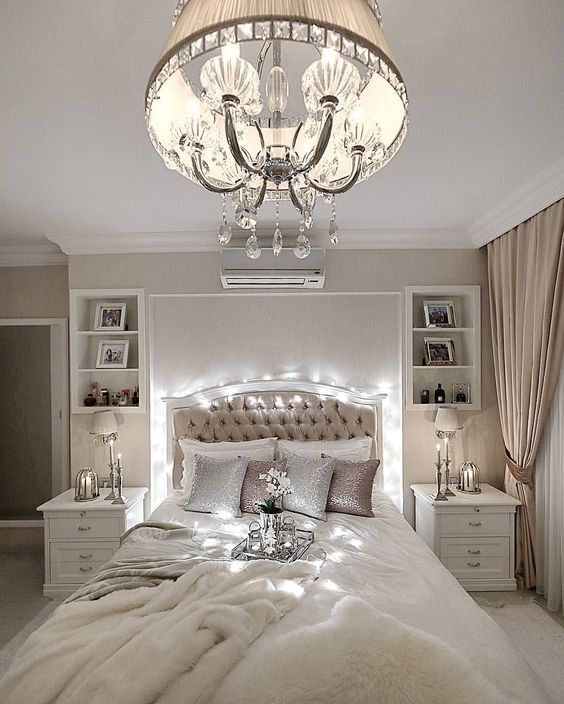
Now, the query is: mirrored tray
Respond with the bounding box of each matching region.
[231,528,314,563]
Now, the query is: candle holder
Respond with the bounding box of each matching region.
[430,460,448,501]
[443,457,456,496]
[111,455,125,505]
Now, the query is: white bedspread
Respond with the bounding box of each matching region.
[151,491,551,704]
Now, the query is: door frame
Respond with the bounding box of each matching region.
[0,318,69,497]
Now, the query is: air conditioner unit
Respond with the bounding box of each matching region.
[220,248,325,289]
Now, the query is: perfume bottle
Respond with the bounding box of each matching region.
[420,389,430,404]
[434,383,445,404]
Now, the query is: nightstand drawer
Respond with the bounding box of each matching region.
[440,537,509,559]
[49,517,122,540]
[444,555,509,580]
[51,559,107,584]
[50,542,118,565]
[440,512,510,536]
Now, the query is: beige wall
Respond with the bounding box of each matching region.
[69,249,505,524]
[0,265,69,318]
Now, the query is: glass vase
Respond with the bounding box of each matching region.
[258,510,282,556]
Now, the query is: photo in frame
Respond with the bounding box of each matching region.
[94,303,127,331]
[424,337,456,366]
[423,300,456,328]
[96,340,129,369]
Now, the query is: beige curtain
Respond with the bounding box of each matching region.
[488,198,564,589]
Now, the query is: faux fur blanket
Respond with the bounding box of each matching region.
[0,557,319,704]
[213,596,524,704]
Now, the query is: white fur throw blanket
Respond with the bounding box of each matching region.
[0,559,318,704]
[213,596,524,704]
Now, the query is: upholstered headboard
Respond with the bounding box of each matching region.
[165,381,384,489]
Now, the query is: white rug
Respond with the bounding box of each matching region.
[484,602,564,704]
[0,602,57,679]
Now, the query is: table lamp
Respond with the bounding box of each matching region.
[89,410,123,503]
[434,407,463,496]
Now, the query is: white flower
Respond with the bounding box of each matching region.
[258,473,268,480]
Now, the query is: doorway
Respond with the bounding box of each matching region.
[0,319,68,522]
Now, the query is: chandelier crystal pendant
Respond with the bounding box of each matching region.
[146,0,408,258]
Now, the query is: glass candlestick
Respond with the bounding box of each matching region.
[443,438,455,496]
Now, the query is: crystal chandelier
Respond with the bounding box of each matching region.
[146,0,408,258]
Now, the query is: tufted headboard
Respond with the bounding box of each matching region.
[165,381,384,489]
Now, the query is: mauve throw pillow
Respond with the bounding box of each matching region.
[322,456,380,517]
[185,455,248,517]
[283,453,335,521]
[240,459,288,514]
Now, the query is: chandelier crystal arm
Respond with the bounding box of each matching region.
[305,147,365,195]
[290,97,337,173]
[191,149,245,194]
[288,178,305,213]
[223,99,266,174]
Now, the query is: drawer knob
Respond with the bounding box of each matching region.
[77,526,91,532]
[468,521,482,527]
[467,549,481,555]
[80,566,93,573]
[80,511,86,517]
[473,507,480,513]
[467,561,481,568]
[79,554,92,560]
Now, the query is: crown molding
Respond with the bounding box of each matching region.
[469,156,564,248]
[47,227,472,255]
[0,244,67,267]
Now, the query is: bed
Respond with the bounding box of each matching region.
[0,382,552,703]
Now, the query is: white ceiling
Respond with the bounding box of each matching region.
[0,0,563,262]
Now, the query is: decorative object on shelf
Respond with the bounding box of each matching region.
[434,383,446,404]
[434,407,463,497]
[132,386,139,406]
[145,0,408,259]
[119,389,131,406]
[74,467,100,502]
[423,300,456,328]
[430,443,447,501]
[111,393,120,406]
[452,383,471,404]
[89,410,120,501]
[458,461,481,494]
[94,303,127,331]
[256,465,294,555]
[425,337,456,366]
[83,393,97,407]
[96,340,129,369]
[100,388,110,406]
[420,389,430,404]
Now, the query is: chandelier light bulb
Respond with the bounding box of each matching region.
[221,42,240,62]
[266,66,289,114]
[340,102,381,153]
[302,54,361,114]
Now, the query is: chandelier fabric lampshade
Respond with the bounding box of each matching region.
[89,410,118,436]
[434,407,463,435]
[145,0,408,258]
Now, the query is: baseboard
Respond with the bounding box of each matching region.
[460,578,517,591]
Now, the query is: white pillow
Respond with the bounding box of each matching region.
[178,437,277,495]
[278,436,373,461]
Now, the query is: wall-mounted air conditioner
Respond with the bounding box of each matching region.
[220,248,325,289]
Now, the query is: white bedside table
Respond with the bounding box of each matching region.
[37,487,148,599]
[411,484,521,591]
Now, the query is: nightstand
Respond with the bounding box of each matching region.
[411,484,521,591]
[37,487,148,599]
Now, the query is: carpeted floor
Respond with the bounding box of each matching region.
[0,601,57,678]
[482,602,564,704]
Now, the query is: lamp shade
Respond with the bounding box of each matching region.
[89,410,118,436]
[434,407,463,433]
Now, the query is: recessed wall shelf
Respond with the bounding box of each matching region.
[70,289,146,414]
[405,286,481,411]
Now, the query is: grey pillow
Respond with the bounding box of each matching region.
[322,456,380,517]
[283,453,335,521]
[185,454,248,517]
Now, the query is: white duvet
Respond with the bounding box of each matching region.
[0,492,551,703]
[153,491,551,704]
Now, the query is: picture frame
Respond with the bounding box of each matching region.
[96,340,129,369]
[94,303,127,331]
[424,337,456,366]
[452,383,471,404]
[423,300,456,328]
